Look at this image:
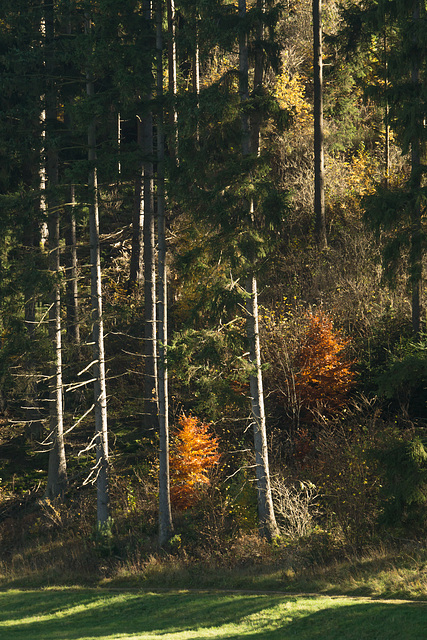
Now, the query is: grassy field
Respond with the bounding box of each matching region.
[1,588,426,640]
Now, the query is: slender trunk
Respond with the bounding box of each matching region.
[313,0,327,249]
[410,0,422,336]
[239,0,278,541]
[192,15,200,143]
[65,185,81,346]
[86,13,109,525]
[128,122,144,290]
[383,27,390,185]
[166,0,178,159]
[23,219,38,338]
[44,0,67,500]
[46,191,67,500]
[245,276,278,539]
[143,106,158,430]
[157,0,173,545]
[143,1,158,433]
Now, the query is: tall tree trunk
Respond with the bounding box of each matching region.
[65,185,81,346]
[166,0,178,159]
[383,25,390,185]
[313,0,327,249]
[44,0,67,500]
[192,13,200,143]
[410,0,423,336]
[128,122,144,290]
[143,1,159,433]
[86,13,110,526]
[157,0,173,545]
[239,0,278,542]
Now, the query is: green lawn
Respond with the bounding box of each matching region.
[0,588,426,639]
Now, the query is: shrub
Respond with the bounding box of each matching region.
[375,434,427,535]
[170,415,220,510]
[271,477,320,539]
[293,312,355,416]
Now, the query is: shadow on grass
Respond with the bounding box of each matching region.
[0,589,426,639]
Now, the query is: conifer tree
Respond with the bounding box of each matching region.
[341,0,427,333]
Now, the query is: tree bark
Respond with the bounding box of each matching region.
[86,13,110,526]
[44,0,67,500]
[166,0,178,159]
[157,0,173,545]
[128,122,144,290]
[313,0,327,249]
[65,185,81,346]
[143,1,159,433]
[410,0,423,336]
[239,0,278,542]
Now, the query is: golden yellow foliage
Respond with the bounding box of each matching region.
[273,71,312,129]
[170,414,220,510]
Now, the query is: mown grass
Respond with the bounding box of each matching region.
[0,588,426,640]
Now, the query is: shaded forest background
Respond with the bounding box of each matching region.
[0,0,426,584]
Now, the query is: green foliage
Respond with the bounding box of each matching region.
[93,516,116,558]
[168,324,248,420]
[374,335,427,418]
[376,434,427,534]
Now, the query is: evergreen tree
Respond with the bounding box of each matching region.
[340,0,427,333]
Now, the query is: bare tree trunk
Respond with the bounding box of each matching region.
[44,0,67,500]
[157,0,173,545]
[192,13,200,143]
[313,0,327,249]
[166,0,178,159]
[239,0,278,542]
[143,1,159,433]
[65,185,81,346]
[128,122,144,290]
[86,13,110,526]
[410,0,423,336]
[383,27,390,185]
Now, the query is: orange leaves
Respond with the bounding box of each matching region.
[170,415,220,510]
[294,312,355,414]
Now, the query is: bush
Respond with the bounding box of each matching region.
[170,415,220,510]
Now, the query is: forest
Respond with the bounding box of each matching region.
[0,0,426,588]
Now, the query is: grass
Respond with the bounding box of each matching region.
[1,588,427,640]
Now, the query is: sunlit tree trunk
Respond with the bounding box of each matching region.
[43,0,67,500]
[313,0,327,249]
[410,0,423,336]
[239,0,278,542]
[157,0,173,545]
[167,0,178,159]
[65,185,81,347]
[128,122,144,290]
[85,12,109,526]
[142,0,159,433]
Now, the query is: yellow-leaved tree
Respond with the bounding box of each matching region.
[294,312,355,414]
[169,415,220,510]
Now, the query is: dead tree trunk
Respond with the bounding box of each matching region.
[239,0,278,542]
[313,0,327,249]
[44,0,67,500]
[85,13,110,526]
[157,0,173,545]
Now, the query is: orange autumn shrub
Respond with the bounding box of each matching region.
[170,414,220,510]
[294,312,355,415]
